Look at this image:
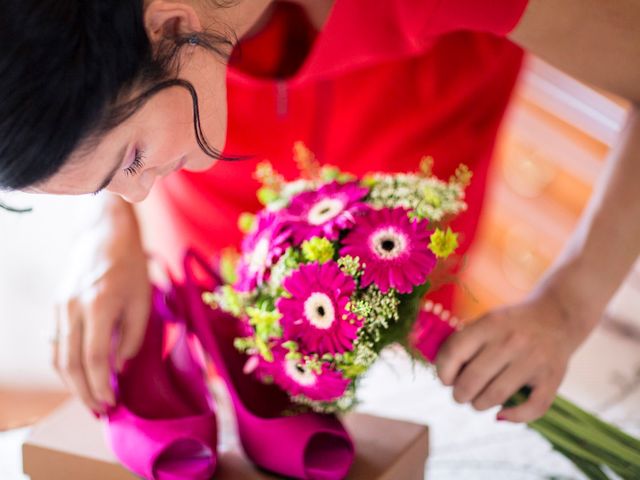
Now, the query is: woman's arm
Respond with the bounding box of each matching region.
[436,0,640,422]
[537,108,640,341]
[510,0,640,102]
[54,194,151,414]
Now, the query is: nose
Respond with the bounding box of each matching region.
[109,172,155,203]
[120,188,151,203]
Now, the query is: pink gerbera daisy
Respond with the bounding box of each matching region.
[235,211,291,292]
[276,262,362,355]
[284,181,369,243]
[340,207,436,294]
[257,346,351,402]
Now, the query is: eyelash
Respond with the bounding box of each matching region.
[124,150,146,177]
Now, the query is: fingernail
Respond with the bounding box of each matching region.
[496,414,507,422]
[91,410,101,420]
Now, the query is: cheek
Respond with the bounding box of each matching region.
[138,96,199,171]
[157,119,194,162]
[159,85,227,170]
[190,57,229,161]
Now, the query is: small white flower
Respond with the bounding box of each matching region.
[246,237,270,273]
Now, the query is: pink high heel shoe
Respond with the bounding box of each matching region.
[182,249,355,480]
[106,287,218,480]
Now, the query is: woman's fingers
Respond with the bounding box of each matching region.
[51,199,151,415]
[58,300,103,413]
[452,343,514,406]
[496,369,562,423]
[54,286,151,413]
[115,296,150,372]
[435,319,492,386]
[468,357,533,414]
[83,292,118,408]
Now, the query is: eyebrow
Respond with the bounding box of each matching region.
[91,145,128,195]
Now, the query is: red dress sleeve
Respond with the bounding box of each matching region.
[308,0,528,81]
[395,0,529,41]
[431,0,529,35]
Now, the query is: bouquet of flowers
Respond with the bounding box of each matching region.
[206,144,640,479]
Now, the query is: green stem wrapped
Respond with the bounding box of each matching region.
[508,389,640,479]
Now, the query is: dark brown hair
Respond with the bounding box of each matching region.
[0,0,235,207]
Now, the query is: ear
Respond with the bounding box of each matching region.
[144,0,203,45]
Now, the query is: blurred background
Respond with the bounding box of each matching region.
[456,57,639,322]
[1,57,639,477]
[0,193,103,427]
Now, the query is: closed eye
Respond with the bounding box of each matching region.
[124,150,146,176]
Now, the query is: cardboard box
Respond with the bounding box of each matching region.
[23,400,428,480]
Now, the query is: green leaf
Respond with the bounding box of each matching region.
[383,282,430,349]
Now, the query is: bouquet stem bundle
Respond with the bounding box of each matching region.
[507,389,640,479]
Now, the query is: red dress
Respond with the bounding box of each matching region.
[149,0,528,311]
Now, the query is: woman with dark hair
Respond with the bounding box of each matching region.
[1,0,639,426]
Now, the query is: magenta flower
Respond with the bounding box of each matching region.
[410,310,457,363]
[258,347,351,402]
[284,181,369,243]
[340,207,436,294]
[276,262,361,355]
[235,211,291,292]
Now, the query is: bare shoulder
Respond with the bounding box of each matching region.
[509,0,640,102]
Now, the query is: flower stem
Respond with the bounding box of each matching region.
[506,389,640,479]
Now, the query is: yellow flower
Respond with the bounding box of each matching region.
[361,175,377,188]
[256,187,279,206]
[237,212,256,234]
[301,237,335,264]
[320,165,341,181]
[219,247,240,284]
[429,227,459,259]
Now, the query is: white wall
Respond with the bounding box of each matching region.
[0,191,103,388]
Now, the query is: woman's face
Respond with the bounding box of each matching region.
[31,0,272,203]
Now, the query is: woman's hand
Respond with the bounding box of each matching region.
[52,197,150,415]
[435,282,599,423]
